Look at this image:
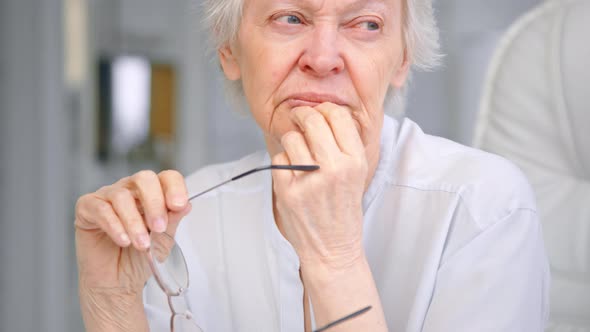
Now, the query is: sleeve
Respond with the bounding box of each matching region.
[421,208,550,332]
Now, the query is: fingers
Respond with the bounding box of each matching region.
[75,169,192,252]
[314,103,364,157]
[128,170,168,233]
[290,103,364,161]
[75,194,131,247]
[159,170,189,212]
[150,203,192,262]
[106,187,151,249]
[291,107,340,161]
[281,131,315,176]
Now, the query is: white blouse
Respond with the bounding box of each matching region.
[144,115,550,331]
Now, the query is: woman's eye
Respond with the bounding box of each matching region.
[276,15,302,25]
[357,21,380,31]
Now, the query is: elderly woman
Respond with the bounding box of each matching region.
[75,0,549,331]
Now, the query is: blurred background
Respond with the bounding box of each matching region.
[2,0,578,330]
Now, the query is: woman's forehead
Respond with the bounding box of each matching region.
[244,0,397,14]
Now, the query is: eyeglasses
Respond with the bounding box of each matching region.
[145,164,371,331]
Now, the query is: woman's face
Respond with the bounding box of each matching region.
[219,0,410,160]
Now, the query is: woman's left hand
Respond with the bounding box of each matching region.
[272,102,368,272]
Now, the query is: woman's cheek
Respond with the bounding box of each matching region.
[351,111,371,141]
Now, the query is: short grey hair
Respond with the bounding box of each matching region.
[203,0,441,115]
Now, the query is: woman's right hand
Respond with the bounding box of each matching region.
[74,170,191,329]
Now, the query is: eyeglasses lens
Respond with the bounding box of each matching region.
[149,232,189,294]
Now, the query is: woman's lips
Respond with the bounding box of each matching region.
[283,93,348,109]
[285,98,323,108]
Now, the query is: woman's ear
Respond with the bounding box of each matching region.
[390,48,411,89]
[218,44,241,81]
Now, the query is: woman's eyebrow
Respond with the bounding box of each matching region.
[345,0,389,15]
[273,0,389,14]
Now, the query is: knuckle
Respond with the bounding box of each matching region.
[304,112,324,127]
[102,215,120,231]
[109,188,132,203]
[75,194,96,222]
[95,184,112,196]
[143,198,165,215]
[133,169,157,183]
[94,200,113,219]
[113,176,130,187]
[281,131,300,146]
[159,169,182,179]
[330,108,348,121]
[75,193,92,211]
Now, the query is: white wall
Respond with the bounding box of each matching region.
[0,0,74,331]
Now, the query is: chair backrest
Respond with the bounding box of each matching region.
[473,0,590,330]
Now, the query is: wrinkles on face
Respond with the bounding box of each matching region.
[340,33,401,143]
[233,0,406,155]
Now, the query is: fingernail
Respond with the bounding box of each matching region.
[137,234,150,249]
[152,218,166,233]
[171,195,186,208]
[120,233,130,246]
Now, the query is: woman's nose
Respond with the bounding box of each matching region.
[297,25,344,77]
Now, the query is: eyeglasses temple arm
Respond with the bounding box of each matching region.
[232,165,319,181]
[312,306,372,332]
[188,165,319,201]
[187,179,231,201]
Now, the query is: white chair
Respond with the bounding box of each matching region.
[473,0,590,330]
